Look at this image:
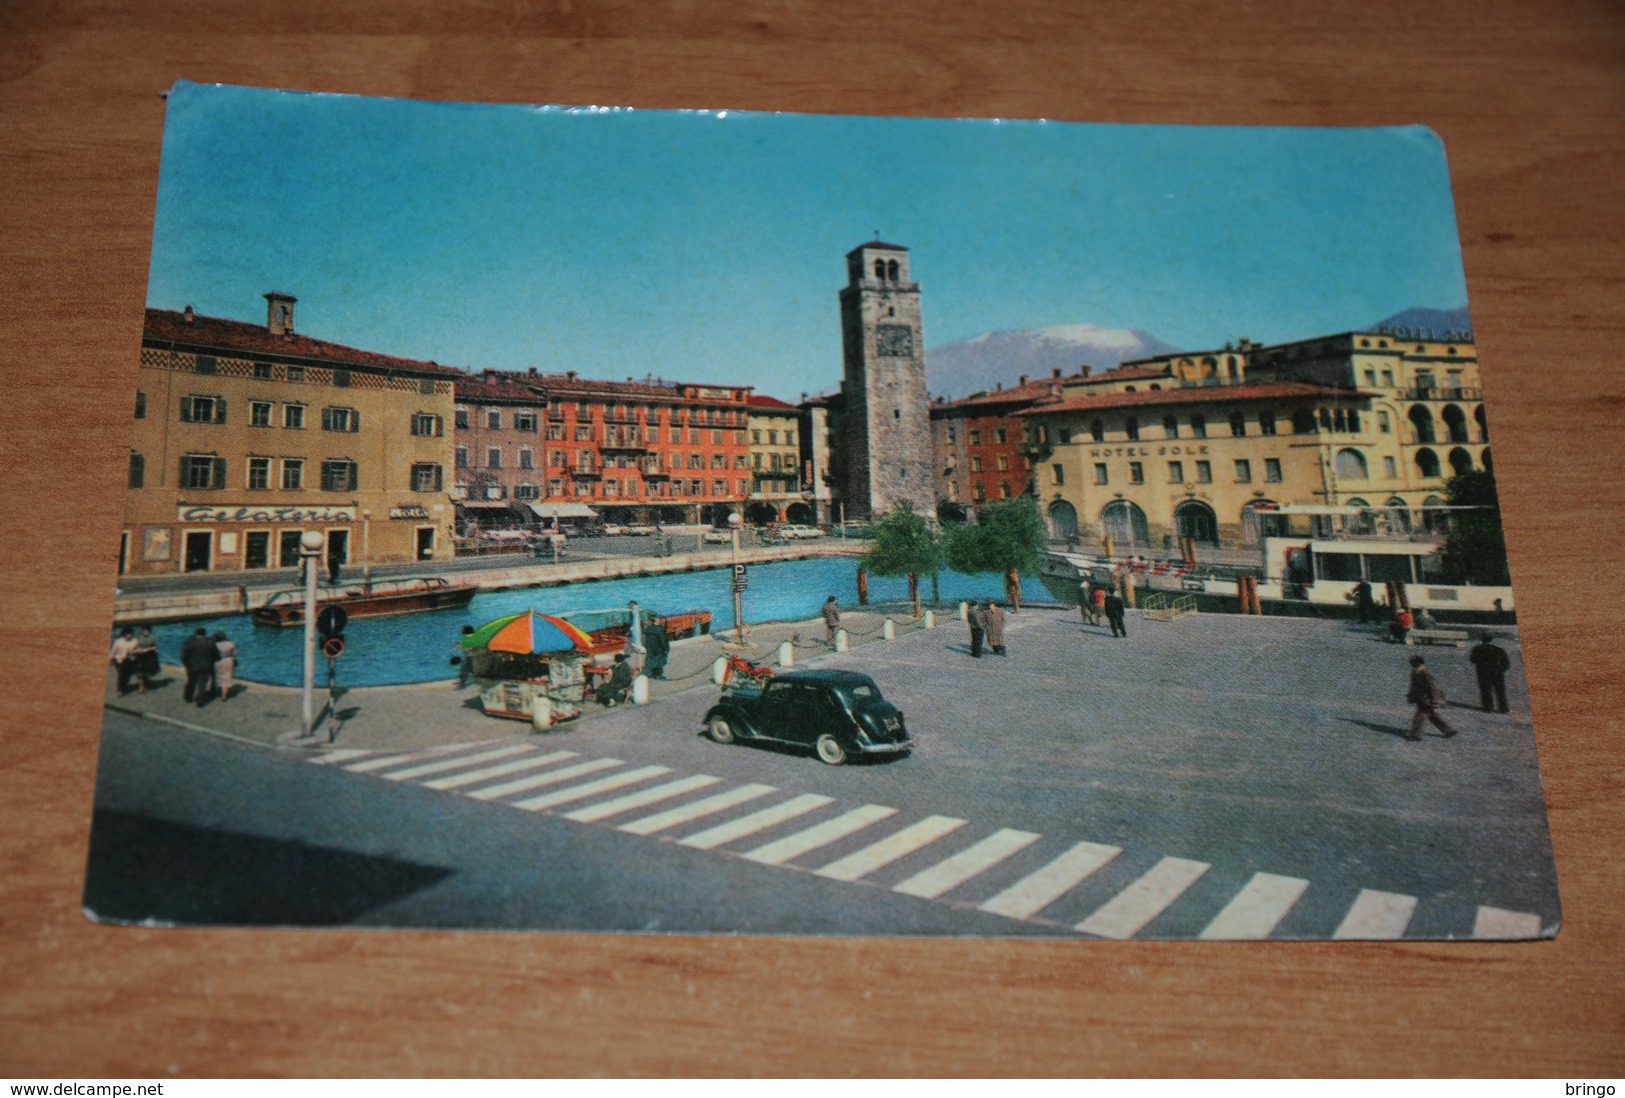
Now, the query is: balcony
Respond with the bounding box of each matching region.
[600,429,650,452]
[571,464,602,479]
[1404,386,1483,402]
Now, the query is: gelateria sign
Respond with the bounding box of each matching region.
[178,504,357,523]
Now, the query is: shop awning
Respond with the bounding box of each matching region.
[528,502,599,520]
[459,500,514,509]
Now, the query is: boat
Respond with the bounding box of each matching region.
[560,606,713,658]
[252,575,479,627]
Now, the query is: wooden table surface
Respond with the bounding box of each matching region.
[3,0,1622,1077]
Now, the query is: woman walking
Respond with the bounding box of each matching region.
[213,631,239,702]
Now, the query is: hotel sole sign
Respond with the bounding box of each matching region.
[179,505,358,523]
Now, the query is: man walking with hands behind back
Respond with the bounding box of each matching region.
[967,601,986,658]
[1103,589,1127,638]
[1405,654,1456,740]
[1470,632,1512,713]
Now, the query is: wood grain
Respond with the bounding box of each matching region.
[2,0,1622,1077]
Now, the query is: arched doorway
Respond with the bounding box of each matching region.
[1385,496,1413,534]
[1173,500,1219,546]
[700,504,734,527]
[937,499,968,524]
[1415,448,1441,478]
[1046,500,1079,540]
[785,502,814,524]
[1099,500,1149,549]
[745,502,779,526]
[1475,405,1488,442]
[1442,404,1470,443]
[1334,448,1368,480]
[1448,446,1474,475]
[1408,405,1437,444]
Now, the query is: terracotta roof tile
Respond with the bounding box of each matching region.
[746,394,798,410]
[143,308,463,377]
[1017,381,1368,416]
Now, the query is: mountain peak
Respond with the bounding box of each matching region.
[927,324,1180,399]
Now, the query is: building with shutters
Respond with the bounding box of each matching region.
[744,394,809,525]
[122,294,459,576]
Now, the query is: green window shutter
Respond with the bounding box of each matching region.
[351,409,361,433]
[214,398,227,424]
[212,457,227,489]
[179,397,193,423]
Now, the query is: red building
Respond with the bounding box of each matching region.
[930,369,1079,511]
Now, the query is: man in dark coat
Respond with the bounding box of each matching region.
[983,600,1007,657]
[1405,654,1457,740]
[1349,580,1375,623]
[1103,591,1127,638]
[180,627,219,706]
[1470,633,1511,713]
[644,621,671,680]
[967,601,986,658]
[598,654,633,706]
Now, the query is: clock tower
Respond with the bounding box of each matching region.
[837,241,935,520]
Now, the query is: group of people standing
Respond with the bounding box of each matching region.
[1078,581,1128,638]
[967,600,1006,658]
[110,626,237,706]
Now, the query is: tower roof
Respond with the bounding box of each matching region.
[846,240,909,256]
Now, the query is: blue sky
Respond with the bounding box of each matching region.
[146,81,1470,401]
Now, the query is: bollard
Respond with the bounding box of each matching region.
[882,618,896,640]
[531,694,553,732]
[778,640,794,668]
[712,655,728,684]
[834,628,849,653]
[958,600,969,621]
[923,609,935,629]
[631,674,649,705]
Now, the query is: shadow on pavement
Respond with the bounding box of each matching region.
[1341,717,1416,740]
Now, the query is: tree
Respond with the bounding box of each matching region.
[1438,469,1511,585]
[864,504,942,616]
[944,497,1046,609]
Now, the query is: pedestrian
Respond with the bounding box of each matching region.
[822,595,841,647]
[644,620,671,680]
[1078,581,1092,624]
[1348,579,1375,624]
[1091,584,1107,627]
[180,627,219,706]
[598,653,633,706]
[967,601,986,658]
[132,626,159,693]
[212,631,238,702]
[109,627,140,696]
[1470,632,1511,714]
[454,624,476,687]
[1403,653,1456,740]
[1103,590,1127,638]
[1389,606,1414,645]
[983,600,1007,657]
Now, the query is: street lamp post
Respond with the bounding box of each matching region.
[361,509,371,590]
[299,529,325,742]
[729,511,744,644]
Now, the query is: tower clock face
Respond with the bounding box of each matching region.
[876,324,915,357]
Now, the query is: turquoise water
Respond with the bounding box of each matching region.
[131,557,1031,687]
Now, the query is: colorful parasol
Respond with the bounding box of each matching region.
[459,610,593,654]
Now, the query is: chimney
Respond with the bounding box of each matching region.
[1052,368,1061,378]
[566,370,578,381]
[182,305,195,324]
[264,291,297,336]
[1018,374,1029,386]
[528,367,537,377]
[1082,366,1093,377]
[995,382,1003,391]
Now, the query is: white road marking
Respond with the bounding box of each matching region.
[561,774,723,823]
[978,840,1121,920]
[512,765,671,812]
[1473,906,1543,939]
[1199,872,1310,940]
[618,783,779,836]
[1076,856,1210,938]
[343,743,483,773]
[678,794,835,851]
[813,815,967,882]
[465,758,623,800]
[309,749,372,765]
[893,828,1041,899]
[1332,889,1418,940]
[740,804,898,866]
[380,744,537,781]
[423,750,579,790]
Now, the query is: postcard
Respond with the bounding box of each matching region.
[85,81,1559,939]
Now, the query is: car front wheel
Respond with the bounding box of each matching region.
[707,717,736,745]
[814,733,848,766]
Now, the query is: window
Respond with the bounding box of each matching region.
[1190,415,1206,438]
[515,484,539,500]
[767,430,779,445]
[250,401,272,427]
[1059,428,1071,444]
[127,452,144,489]
[181,395,225,423]
[455,409,470,429]
[969,428,981,445]
[1335,448,1369,479]
[411,463,443,492]
[712,430,724,445]
[1292,409,1317,434]
[549,478,563,496]
[486,447,502,469]
[712,479,726,496]
[1384,456,1398,478]
[752,430,762,444]
[1382,370,1395,387]
[1163,415,1179,439]
[322,406,359,433]
[1090,419,1105,443]
[1364,369,1377,386]
[283,404,306,430]
[135,391,146,419]
[574,425,593,441]
[1259,411,1277,436]
[286,365,305,383]
[281,459,304,491]
[1129,461,1144,484]
[994,427,1007,444]
[411,412,444,437]
[752,453,763,469]
[248,456,271,490]
[1195,460,1212,483]
[1235,459,1252,482]
[973,481,986,501]
[996,454,1009,471]
[736,454,748,469]
[252,362,273,380]
[576,402,591,418]
[1094,463,1109,485]
[710,454,725,469]
[519,447,534,470]
[180,454,225,490]
[515,412,537,432]
[786,430,796,446]
[333,369,351,388]
[488,411,502,430]
[545,424,564,441]
[549,449,564,467]
[1265,458,1282,483]
[970,456,983,472]
[455,446,469,469]
[321,459,357,491]
[998,481,1011,499]
[194,355,217,375]
[1168,461,1184,483]
[1228,412,1246,437]
[1052,463,1065,485]
[1125,417,1140,441]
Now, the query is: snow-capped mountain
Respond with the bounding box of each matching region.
[926,324,1182,399]
[1370,306,1474,339]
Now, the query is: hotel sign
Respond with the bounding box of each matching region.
[179,504,358,523]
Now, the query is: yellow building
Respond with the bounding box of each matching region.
[123,295,458,576]
[1018,330,1489,551]
[744,395,806,524]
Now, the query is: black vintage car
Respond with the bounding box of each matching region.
[701,669,912,766]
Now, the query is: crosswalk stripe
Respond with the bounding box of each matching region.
[309,749,372,765]
[741,804,898,866]
[618,783,779,836]
[1473,906,1542,939]
[1076,856,1210,938]
[814,815,967,882]
[1333,889,1418,939]
[466,758,623,800]
[678,794,834,851]
[978,840,1121,920]
[423,750,578,790]
[344,744,482,773]
[512,765,671,812]
[380,744,537,781]
[561,774,723,823]
[893,828,1042,899]
[1199,872,1310,940]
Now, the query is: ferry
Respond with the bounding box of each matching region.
[251,575,479,627]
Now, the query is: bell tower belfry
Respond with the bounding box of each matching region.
[838,241,935,519]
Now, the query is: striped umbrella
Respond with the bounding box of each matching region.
[459,611,593,654]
